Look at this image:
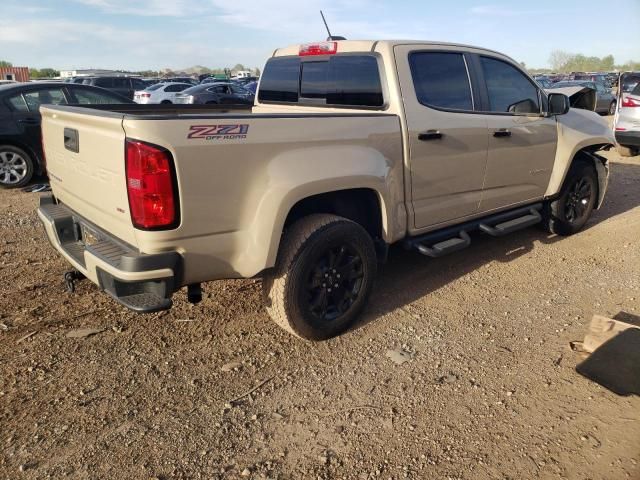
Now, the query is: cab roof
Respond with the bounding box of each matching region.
[272,40,510,60]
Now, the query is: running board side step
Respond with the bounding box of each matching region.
[416,231,470,258]
[404,203,543,258]
[479,208,542,237]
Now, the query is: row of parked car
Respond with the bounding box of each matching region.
[133,81,255,105]
[63,75,259,104]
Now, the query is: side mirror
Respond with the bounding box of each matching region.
[548,93,570,115]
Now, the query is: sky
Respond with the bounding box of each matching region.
[1,0,639,72]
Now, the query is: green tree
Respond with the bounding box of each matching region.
[30,68,59,79]
[601,55,615,71]
[0,60,12,68]
[549,50,571,71]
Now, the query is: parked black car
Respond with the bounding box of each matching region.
[0,82,133,188]
[174,82,254,105]
[80,76,148,99]
[243,80,258,94]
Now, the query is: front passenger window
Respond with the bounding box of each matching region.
[480,56,539,114]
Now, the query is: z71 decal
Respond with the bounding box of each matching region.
[187,124,249,140]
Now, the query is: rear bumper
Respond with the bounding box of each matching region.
[37,194,182,312]
[615,130,640,148]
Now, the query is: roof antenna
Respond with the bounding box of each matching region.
[320,10,346,41]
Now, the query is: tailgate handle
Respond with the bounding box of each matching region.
[64,128,79,153]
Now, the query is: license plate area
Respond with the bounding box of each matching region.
[79,223,102,247]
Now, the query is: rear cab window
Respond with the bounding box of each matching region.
[258,54,384,108]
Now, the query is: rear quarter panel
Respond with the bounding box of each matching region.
[124,114,404,283]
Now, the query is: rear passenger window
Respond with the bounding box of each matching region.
[165,84,188,92]
[480,56,539,114]
[112,78,130,88]
[409,52,473,111]
[95,78,114,88]
[22,88,68,112]
[259,55,384,107]
[7,94,29,112]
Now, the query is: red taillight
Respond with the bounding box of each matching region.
[299,41,338,56]
[141,93,151,98]
[125,139,178,229]
[621,95,640,107]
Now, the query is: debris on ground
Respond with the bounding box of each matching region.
[385,348,412,365]
[65,327,106,338]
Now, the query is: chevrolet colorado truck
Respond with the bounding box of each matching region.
[38,40,614,340]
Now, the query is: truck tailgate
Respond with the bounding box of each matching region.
[41,106,137,246]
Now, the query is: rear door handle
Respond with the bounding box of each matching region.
[418,130,443,141]
[493,128,512,138]
[18,118,40,125]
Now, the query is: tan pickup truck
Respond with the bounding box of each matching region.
[38,40,614,340]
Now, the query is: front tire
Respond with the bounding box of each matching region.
[543,161,598,236]
[0,145,34,189]
[263,214,377,340]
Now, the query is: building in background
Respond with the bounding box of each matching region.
[0,66,29,82]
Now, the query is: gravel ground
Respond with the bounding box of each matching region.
[0,150,639,480]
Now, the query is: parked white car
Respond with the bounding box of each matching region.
[133,82,192,104]
[614,72,640,157]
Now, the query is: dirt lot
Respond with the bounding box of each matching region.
[1,150,639,480]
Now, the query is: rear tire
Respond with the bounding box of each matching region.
[542,161,598,236]
[160,100,172,104]
[617,145,638,157]
[0,145,34,189]
[263,214,377,341]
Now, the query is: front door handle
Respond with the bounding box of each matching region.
[418,130,443,141]
[493,128,512,138]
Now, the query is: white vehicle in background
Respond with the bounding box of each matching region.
[232,70,253,79]
[133,82,192,104]
[614,72,640,157]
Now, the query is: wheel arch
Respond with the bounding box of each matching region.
[266,184,396,268]
[546,142,611,210]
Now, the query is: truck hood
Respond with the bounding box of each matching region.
[545,86,596,112]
